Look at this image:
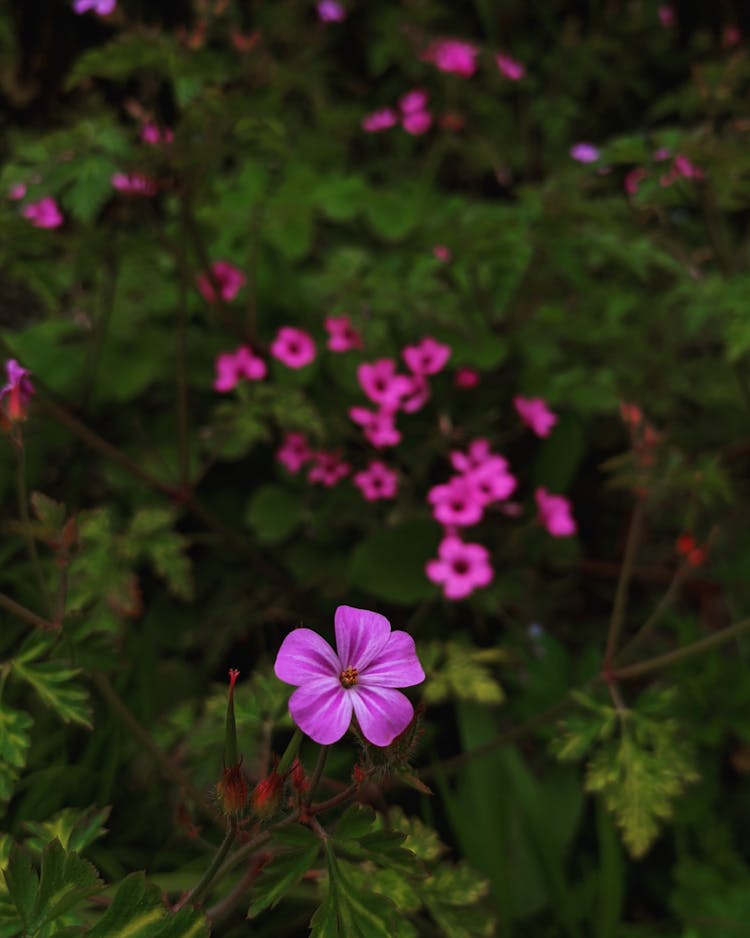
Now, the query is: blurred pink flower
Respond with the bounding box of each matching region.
[22,197,63,229]
[423,38,478,77]
[325,315,362,352]
[466,460,517,506]
[625,167,649,195]
[402,110,433,135]
[426,535,493,599]
[433,244,452,262]
[353,460,398,500]
[399,89,429,114]
[308,451,350,486]
[450,439,497,473]
[8,183,26,201]
[1,359,34,425]
[358,359,412,409]
[140,123,174,145]
[362,109,398,133]
[428,476,484,526]
[402,337,451,376]
[495,52,525,80]
[570,143,600,163]
[73,0,116,14]
[277,432,312,473]
[271,327,317,369]
[399,374,430,413]
[350,406,401,448]
[213,345,266,391]
[536,487,577,537]
[673,154,703,179]
[514,396,557,437]
[658,5,675,27]
[111,172,158,196]
[723,24,742,47]
[317,0,345,22]
[455,367,479,388]
[197,260,246,303]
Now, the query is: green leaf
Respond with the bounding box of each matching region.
[0,701,32,803]
[314,175,367,221]
[24,806,110,856]
[423,641,506,706]
[11,636,92,729]
[245,484,304,544]
[125,507,193,602]
[364,186,424,241]
[333,805,377,843]
[247,840,319,918]
[349,521,438,604]
[312,845,398,938]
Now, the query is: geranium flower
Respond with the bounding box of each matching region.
[402,110,432,135]
[271,327,316,369]
[450,438,500,473]
[570,143,600,163]
[349,406,401,448]
[362,109,398,133]
[455,367,479,388]
[399,374,430,413]
[514,396,557,437]
[466,458,517,505]
[308,451,350,486]
[73,0,116,14]
[625,167,648,195]
[433,244,452,262]
[403,337,451,376]
[8,183,26,201]
[140,123,174,145]
[111,173,158,196]
[423,39,478,77]
[426,535,493,599]
[427,476,484,526]
[22,197,63,229]
[536,487,577,537]
[1,359,34,424]
[496,52,525,80]
[353,461,398,500]
[399,89,429,114]
[277,432,312,473]
[325,315,362,352]
[274,605,425,746]
[197,261,246,303]
[213,346,266,391]
[357,359,412,409]
[317,0,345,22]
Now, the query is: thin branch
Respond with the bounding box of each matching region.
[304,745,329,809]
[604,498,646,664]
[174,821,237,911]
[0,591,57,632]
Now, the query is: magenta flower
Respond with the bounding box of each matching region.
[433,244,452,262]
[466,458,517,505]
[426,535,493,600]
[73,0,116,14]
[111,173,158,196]
[358,359,412,409]
[197,261,246,303]
[271,327,316,369]
[362,109,399,133]
[495,52,525,80]
[428,476,484,526]
[455,367,479,388]
[673,154,703,180]
[399,374,430,414]
[536,487,577,537]
[1,359,34,424]
[213,346,266,391]
[308,451,350,486]
[570,143,600,163]
[450,438,497,473]
[402,110,433,135]
[423,39,478,78]
[514,396,558,437]
[8,183,26,201]
[22,197,63,229]
[625,167,649,195]
[399,89,429,114]
[350,406,401,448]
[325,315,362,352]
[277,432,312,473]
[403,337,451,376]
[140,123,174,145]
[353,460,398,500]
[274,605,425,746]
[317,0,345,22]
[658,5,674,27]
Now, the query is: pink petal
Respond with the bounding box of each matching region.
[334,605,391,671]
[274,628,340,685]
[289,679,353,744]
[359,631,425,688]
[350,685,414,746]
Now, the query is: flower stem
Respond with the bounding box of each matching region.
[304,745,329,808]
[0,591,57,632]
[604,497,645,664]
[14,433,52,614]
[175,214,191,492]
[175,820,237,911]
[276,728,303,776]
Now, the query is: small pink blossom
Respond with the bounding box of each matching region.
[350,406,401,448]
[402,337,451,376]
[271,327,316,369]
[317,0,345,22]
[1,359,34,425]
[673,154,703,180]
[399,374,430,413]
[653,148,671,161]
[450,438,497,473]
[213,345,266,391]
[723,25,742,47]
[402,110,433,135]
[433,244,452,262]
[514,396,558,437]
[455,367,479,388]
[570,143,600,163]
[423,38,478,78]
[625,167,649,195]
[8,183,26,201]
[362,109,398,133]
[73,0,116,14]
[353,460,398,500]
[536,487,577,538]
[427,476,484,527]
[197,261,246,303]
[358,359,412,409]
[658,5,674,27]
[277,432,312,473]
[495,52,525,80]
[399,89,429,114]
[426,535,493,600]
[466,459,517,505]
[308,451,351,486]
[140,123,174,145]
[111,172,158,196]
[325,315,362,352]
[22,197,63,229]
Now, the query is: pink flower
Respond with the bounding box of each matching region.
[317,0,345,22]
[433,244,452,262]
[423,38,478,77]
[653,148,671,161]
[8,183,26,201]
[277,432,312,473]
[466,459,517,505]
[428,476,484,526]
[111,172,158,196]
[197,260,246,303]
[514,396,558,437]
[723,25,742,47]
[402,337,451,376]
[536,487,577,537]
[73,0,116,14]
[357,359,412,409]
[271,327,316,369]
[353,461,398,500]
[495,52,525,80]
[1,359,34,425]
[325,315,362,352]
[213,346,267,391]
[455,367,479,388]
[308,451,350,486]
[625,167,649,195]
[22,197,63,229]
[426,535,493,599]
[450,439,497,473]
[658,5,674,27]
[570,143,600,163]
[350,406,401,448]
[399,374,430,413]
[402,110,433,135]
[399,89,429,114]
[673,154,703,180]
[274,605,425,746]
[140,123,174,145]
[362,109,398,133]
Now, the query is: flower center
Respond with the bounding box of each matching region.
[339,666,359,688]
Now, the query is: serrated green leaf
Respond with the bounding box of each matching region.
[423,642,505,707]
[314,846,397,938]
[247,843,319,918]
[333,805,377,843]
[30,492,66,531]
[0,702,32,803]
[24,806,110,856]
[11,636,91,729]
[388,808,445,863]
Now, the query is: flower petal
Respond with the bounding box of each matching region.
[334,605,391,671]
[350,685,414,747]
[359,631,425,688]
[289,678,353,744]
[274,628,340,686]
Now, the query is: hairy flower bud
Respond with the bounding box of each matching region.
[216,763,248,816]
[249,770,283,818]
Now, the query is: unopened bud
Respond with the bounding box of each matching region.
[216,763,248,816]
[290,758,308,793]
[249,770,283,818]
